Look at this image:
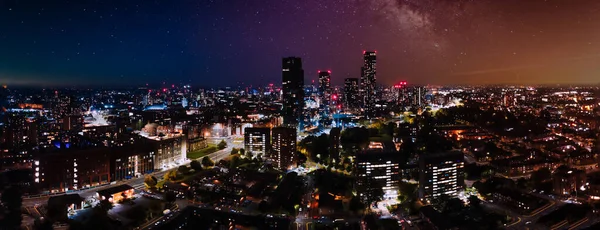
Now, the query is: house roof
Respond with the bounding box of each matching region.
[97,184,134,197]
[48,194,83,207]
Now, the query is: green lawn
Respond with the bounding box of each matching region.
[187,144,218,159]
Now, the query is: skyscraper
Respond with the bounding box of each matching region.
[361,51,377,118]
[271,127,296,170]
[282,57,305,127]
[412,86,426,107]
[318,70,332,115]
[344,78,360,109]
[344,78,359,110]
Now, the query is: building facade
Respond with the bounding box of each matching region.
[553,167,586,196]
[34,146,111,193]
[145,135,186,170]
[282,57,305,127]
[356,151,401,202]
[360,51,377,118]
[418,151,464,202]
[318,70,332,114]
[344,78,359,110]
[271,127,296,170]
[244,127,271,157]
[111,147,155,181]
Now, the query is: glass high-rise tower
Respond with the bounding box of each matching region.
[361,51,377,118]
[318,70,332,115]
[282,57,304,127]
[344,78,359,110]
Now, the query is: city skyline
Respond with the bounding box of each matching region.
[2,1,600,87]
[2,1,600,229]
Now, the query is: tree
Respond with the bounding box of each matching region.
[217,140,227,149]
[231,148,239,155]
[97,199,114,213]
[468,195,481,209]
[79,200,114,230]
[164,191,177,205]
[349,196,365,214]
[340,127,370,155]
[144,175,158,189]
[398,181,418,203]
[148,200,164,219]
[0,186,23,229]
[46,200,68,223]
[177,165,190,175]
[358,177,384,207]
[516,177,529,190]
[245,150,253,159]
[443,198,464,215]
[163,170,178,181]
[345,165,353,173]
[531,167,552,187]
[258,200,269,213]
[126,206,149,226]
[230,155,242,168]
[190,160,202,171]
[201,156,215,167]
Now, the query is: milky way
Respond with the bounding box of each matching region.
[1,0,599,87]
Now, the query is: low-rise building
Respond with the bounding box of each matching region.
[492,189,546,214]
[34,144,111,193]
[97,184,135,203]
[110,145,155,181]
[553,166,586,196]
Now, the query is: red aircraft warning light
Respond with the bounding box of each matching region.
[394,81,408,88]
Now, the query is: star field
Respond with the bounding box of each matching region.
[1,0,600,87]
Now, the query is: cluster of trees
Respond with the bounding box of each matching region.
[230,148,245,155]
[223,152,269,171]
[298,134,331,163]
[357,176,384,207]
[217,140,227,150]
[515,167,552,192]
[340,127,370,155]
[144,157,215,190]
[396,181,419,214]
[464,163,495,181]
[430,194,509,229]
[436,103,550,138]
[124,201,164,227]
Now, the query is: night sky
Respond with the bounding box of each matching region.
[1,0,600,87]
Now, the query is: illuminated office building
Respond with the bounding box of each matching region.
[418,151,464,202]
[271,127,296,170]
[244,127,270,157]
[356,151,400,202]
